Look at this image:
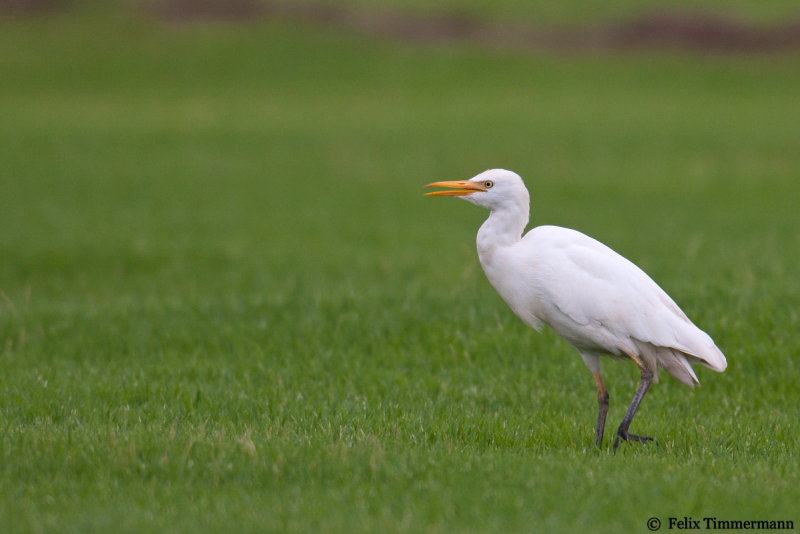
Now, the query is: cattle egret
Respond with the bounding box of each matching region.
[426,169,727,450]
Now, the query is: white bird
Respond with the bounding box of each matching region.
[426,169,727,450]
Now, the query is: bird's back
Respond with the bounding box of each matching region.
[481,225,726,385]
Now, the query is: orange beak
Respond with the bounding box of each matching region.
[424,180,487,196]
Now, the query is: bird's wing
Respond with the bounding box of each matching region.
[523,226,726,373]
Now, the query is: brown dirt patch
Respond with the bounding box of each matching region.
[150,0,265,22]
[153,1,800,53]
[0,0,64,14]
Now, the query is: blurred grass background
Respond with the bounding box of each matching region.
[1,1,799,533]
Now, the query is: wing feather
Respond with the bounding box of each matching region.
[517,226,727,380]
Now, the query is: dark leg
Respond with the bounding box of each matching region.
[593,372,610,447]
[613,362,655,452]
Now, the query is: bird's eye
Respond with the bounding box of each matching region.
[484,181,494,189]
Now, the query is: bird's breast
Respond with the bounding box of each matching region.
[478,243,546,331]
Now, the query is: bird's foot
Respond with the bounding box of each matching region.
[612,430,657,452]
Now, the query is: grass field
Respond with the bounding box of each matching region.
[1,4,800,533]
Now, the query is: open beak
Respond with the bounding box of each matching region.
[424,180,487,196]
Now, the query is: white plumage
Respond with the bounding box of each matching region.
[426,169,726,449]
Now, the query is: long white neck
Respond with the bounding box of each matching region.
[476,200,529,263]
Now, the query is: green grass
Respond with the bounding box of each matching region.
[1,7,800,533]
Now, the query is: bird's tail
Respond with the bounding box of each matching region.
[633,338,727,388]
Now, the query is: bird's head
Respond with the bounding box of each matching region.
[425,169,529,211]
